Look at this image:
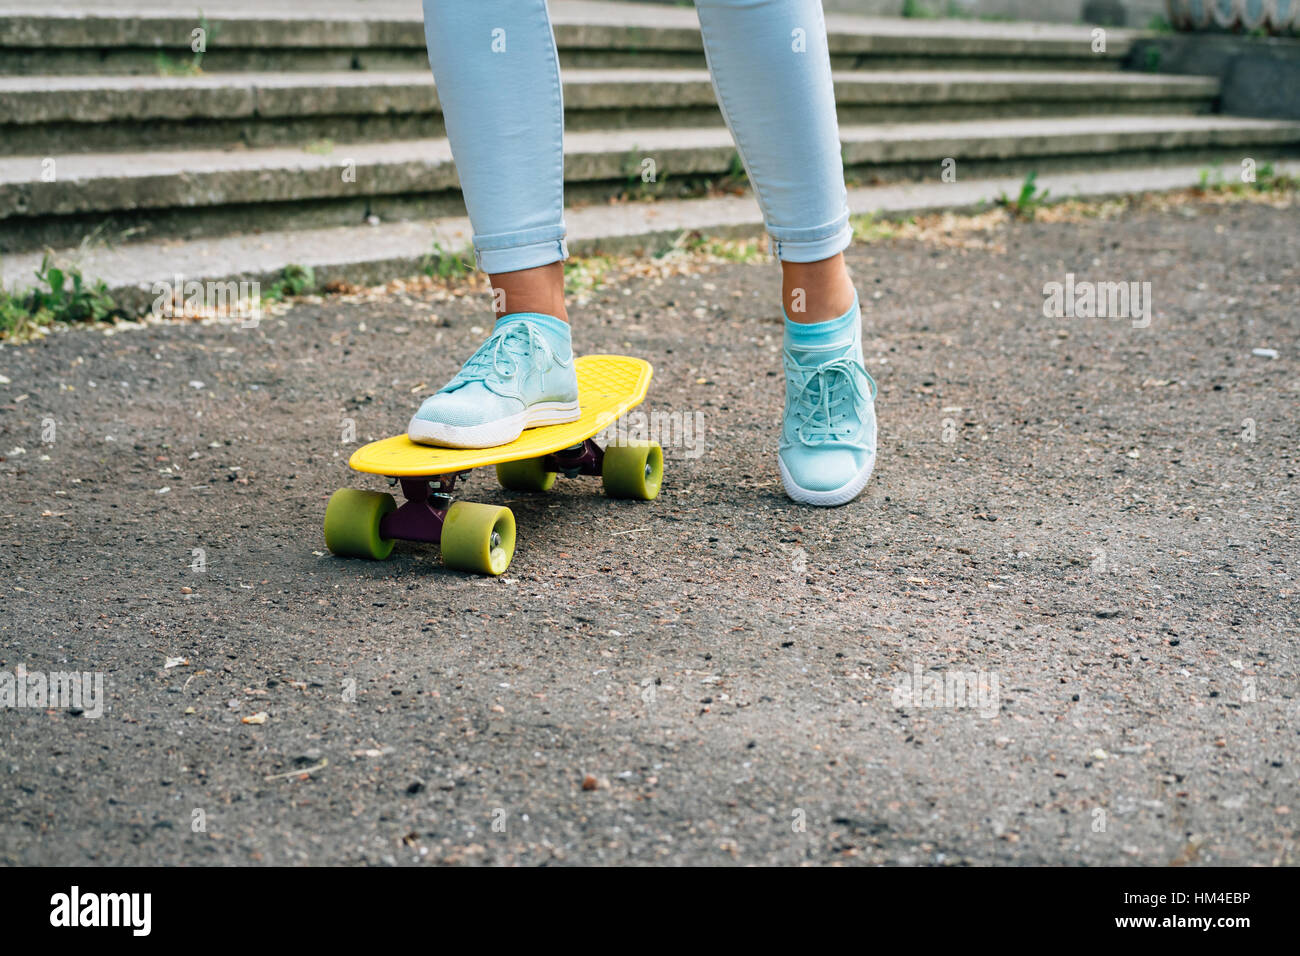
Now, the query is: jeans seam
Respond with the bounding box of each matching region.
[768,214,851,243]
[698,0,850,262]
[476,238,567,272]
[539,0,566,258]
[697,14,773,229]
[475,227,568,252]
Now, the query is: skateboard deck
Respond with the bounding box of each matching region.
[349,354,653,477]
[324,354,661,576]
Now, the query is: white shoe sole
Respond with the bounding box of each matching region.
[407,400,580,449]
[780,406,878,507]
[779,452,876,507]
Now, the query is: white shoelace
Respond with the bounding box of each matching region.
[448,322,559,396]
[784,352,876,446]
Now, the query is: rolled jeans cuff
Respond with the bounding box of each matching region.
[770,214,852,264]
[473,224,569,275]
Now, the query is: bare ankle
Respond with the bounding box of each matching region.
[489,261,569,323]
[781,253,856,323]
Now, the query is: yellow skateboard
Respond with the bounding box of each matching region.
[324,355,661,575]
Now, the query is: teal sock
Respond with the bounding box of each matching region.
[496,311,569,339]
[495,311,572,362]
[784,297,860,361]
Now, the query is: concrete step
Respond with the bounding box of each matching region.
[0,68,1220,155]
[6,160,1295,313]
[0,1,1137,75]
[5,115,1298,252]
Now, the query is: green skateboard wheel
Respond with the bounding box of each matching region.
[496,456,558,492]
[601,441,662,500]
[440,501,516,576]
[324,488,397,560]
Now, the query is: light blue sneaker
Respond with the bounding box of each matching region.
[779,300,878,507]
[407,312,580,448]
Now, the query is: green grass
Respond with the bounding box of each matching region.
[1197,160,1298,195]
[1251,162,1298,192]
[154,52,203,76]
[621,148,670,200]
[156,10,217,76]
[850,214,903,243]
[902,0,938,18]
[563,255,617,297]
[261,264,316,302]
[0,255,122,342]
[1,257,330,343]
[422,242,474,281]
[669,233,766,263]
[726,151,747,184]
[0,295,51,342]
[998,170,1051,220]
[902,1,1010,20]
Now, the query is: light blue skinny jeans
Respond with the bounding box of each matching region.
[422,0,852,275]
